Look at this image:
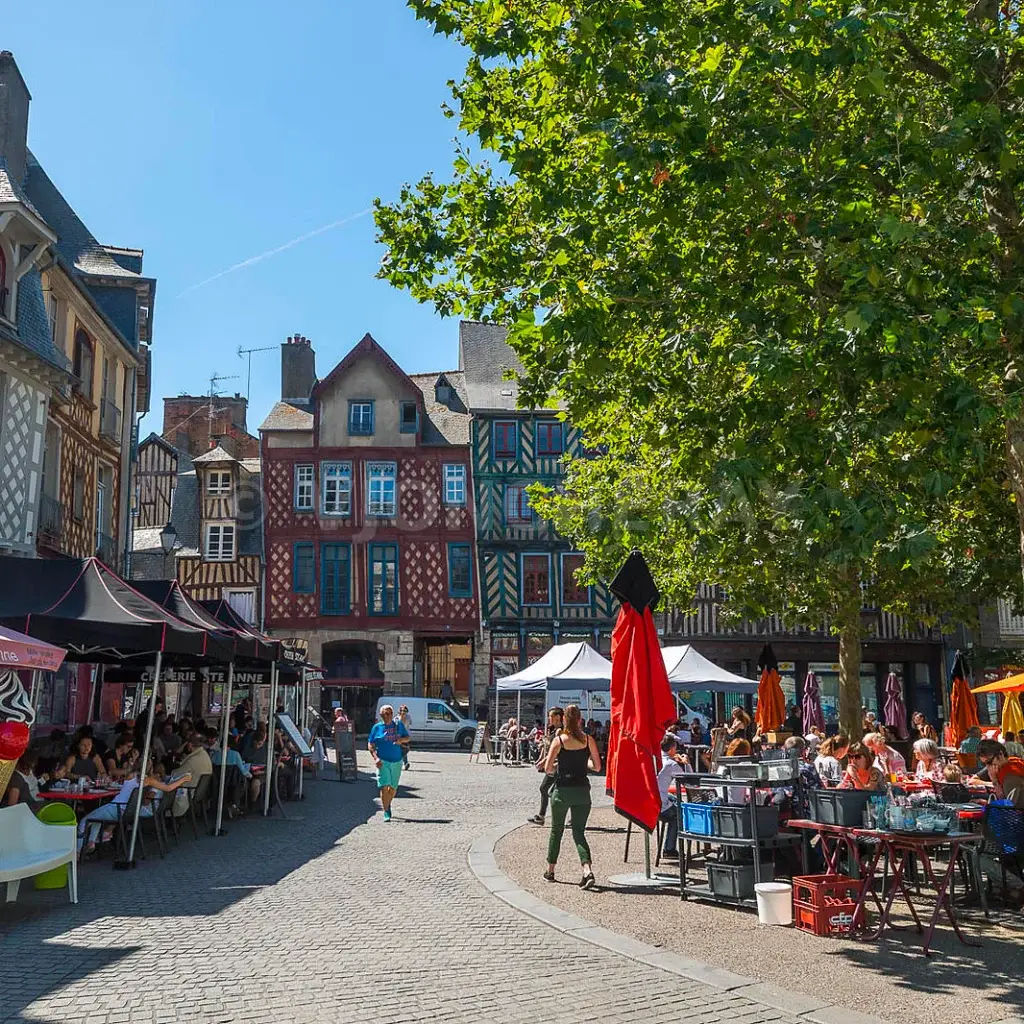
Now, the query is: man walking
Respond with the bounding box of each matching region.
[399,705,413,769]
[368,704,409,821]
[528,706,563,825]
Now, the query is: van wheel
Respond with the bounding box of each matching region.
[458,731,474,750]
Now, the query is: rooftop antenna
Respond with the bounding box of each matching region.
[208,371,239,446]
[237,344,276,402]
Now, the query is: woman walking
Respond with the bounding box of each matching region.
[543,704,601,888]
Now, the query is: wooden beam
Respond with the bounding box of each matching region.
[14,242,47,281]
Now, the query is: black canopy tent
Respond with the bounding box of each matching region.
[200,598,280,664]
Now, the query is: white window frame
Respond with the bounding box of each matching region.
[206,470,231,495]
[443,464,466,506]
[223,588,257,624]
[294,463,314,511]
[321,461,352,516]
[204,523,235,562]
[366,461,397,517]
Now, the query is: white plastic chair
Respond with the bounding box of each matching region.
[0,804,78,903]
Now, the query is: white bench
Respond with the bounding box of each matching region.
[0,803,78,904]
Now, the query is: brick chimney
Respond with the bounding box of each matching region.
[281,334,316,404]
[0,52,30,186]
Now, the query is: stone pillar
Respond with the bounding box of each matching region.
[471,627,492,720]
[385,630,416,696]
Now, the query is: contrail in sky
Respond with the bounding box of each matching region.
[176,207,374,297]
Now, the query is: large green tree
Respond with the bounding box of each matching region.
[377,0,1024,737]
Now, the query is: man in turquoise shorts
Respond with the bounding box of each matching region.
[368,704,409,821]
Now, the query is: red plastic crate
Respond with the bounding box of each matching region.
[792,875,864,937]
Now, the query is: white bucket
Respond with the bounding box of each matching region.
[755,882,792,926]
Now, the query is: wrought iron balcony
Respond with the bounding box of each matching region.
[99,398,122,443]
[95,531,117,570]
[37,493,63,541]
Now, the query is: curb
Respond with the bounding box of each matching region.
[468,822,889,1024]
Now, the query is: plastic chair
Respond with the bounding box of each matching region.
[0,804,77,903]
[34,802,77,890]
[186,775,212,838]
[982,803,1024,899]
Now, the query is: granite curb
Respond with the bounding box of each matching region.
[468,820,928,1024]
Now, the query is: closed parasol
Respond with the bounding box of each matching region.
[949,651,980,749]
[883,671,909,740]
[1002,691,1024,737]
[755,644,786,734]
[801,670,825,733]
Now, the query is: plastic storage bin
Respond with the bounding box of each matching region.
[809,789,871,827]
[792,875,864,936]
[707,858,774,899]
[681,803,716,836]
[712,804,779,839]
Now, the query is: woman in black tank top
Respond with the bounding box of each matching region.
[542,704,602,888]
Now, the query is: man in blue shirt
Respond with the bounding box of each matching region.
[368,705,410,821]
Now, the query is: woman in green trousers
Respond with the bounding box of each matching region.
[542,703,601,888]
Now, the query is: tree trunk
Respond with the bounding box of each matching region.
[1004,414,1024,591]
[836,574,864,742]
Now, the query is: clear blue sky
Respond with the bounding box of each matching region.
[5,1,467,436]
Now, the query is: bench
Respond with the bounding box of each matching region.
[0,804,78,903]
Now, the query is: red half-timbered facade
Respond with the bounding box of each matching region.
[260,334,478,722]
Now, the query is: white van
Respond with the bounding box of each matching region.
[375,696,479,749]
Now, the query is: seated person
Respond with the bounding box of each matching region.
[863,732,907,776]
[780,736,822,819]
[1002,731,1024,758]
[657,735,693,858]
[3,751,41,809]
[912,739,944,783]
[77,763,191,854]
[838,743,886,791]
[937,763,972,803]
[718,739,755,804]
[104,734,139,780]
[959,725,983,755]
[62,736,105,782]
[977,739,1024,807]
[241,723,268,764]
[169,735,213,817]
[669,719,691,746]
[814,734,849,787]
[208,730,260,810]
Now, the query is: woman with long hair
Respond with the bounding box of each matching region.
[814,734,849,787]
[727,707,752,741]
[543,703,601,888]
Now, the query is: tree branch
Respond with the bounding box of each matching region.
[898,31,953,84]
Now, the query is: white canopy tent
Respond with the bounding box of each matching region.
[496,641,613,692]
[661,645,759,694]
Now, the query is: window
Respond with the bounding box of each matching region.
[428,702,458,722]
[504,484,533,523]
[225,589,256,624]
[369,543,399,614]
[101,356,114,401]
[294,464,314,510]
[204,524,235,561]
[366,461,397,517]
[493,420,517,459]
[443,464,466,505]
[448,543,472,598]
[293,542,315,593]
[399,401,418,433]
[349,400,374,436]
[536,420,564,456]
[46,292,59,342]
[72,468,85,522]
[321,462,352,516]
[73,329,94,399]
[206,470,231,495]
[95,468,108,544]
[0,246,7,318]
[321,543,351,614]
[522,554,551,605]
[561,553,590,605]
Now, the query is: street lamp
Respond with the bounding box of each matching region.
[159,522,177,555]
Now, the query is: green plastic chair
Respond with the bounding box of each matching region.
[34,802,77,890]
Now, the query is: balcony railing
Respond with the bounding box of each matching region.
[38,494,63,541]
[99,397,122,443]
[95,531,117,570]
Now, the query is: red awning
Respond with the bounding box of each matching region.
[0,625,66,672]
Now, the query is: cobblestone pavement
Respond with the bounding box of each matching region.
[0,752,808,1024]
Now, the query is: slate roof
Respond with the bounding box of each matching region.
[259,401,314,432]
[0,157,43,220]
[6,266,69,372]
[23,152,140,280]
[459,320,525,412]
[192,445,237,464]
[408,370,470,446]
[131,527,166,554]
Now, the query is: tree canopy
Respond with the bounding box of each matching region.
[377,1,1024,736]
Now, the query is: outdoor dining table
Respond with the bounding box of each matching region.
[788,818,986,955]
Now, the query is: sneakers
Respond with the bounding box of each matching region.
[661,849,679,860]
[528,814,545,825]
[383,809,392,822]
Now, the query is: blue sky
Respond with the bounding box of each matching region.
[5,1,467,436]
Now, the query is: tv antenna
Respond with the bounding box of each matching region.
[208,371,239,446]
[237,344,276,402]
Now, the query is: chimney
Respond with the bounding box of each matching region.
[0,52,31,186]
[281,334,316,403]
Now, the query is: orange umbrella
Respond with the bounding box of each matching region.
[970,671,1024,694]
[755,643,786,734]
[949,651,981,748]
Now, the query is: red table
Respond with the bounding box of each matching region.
[38,788,120,805]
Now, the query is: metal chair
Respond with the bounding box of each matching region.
[185,774,212,839]
[982,803,1024,900]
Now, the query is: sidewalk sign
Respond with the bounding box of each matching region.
[334,723,357,782]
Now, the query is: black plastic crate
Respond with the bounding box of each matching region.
[712,804,779,839]
[707,858,775,899]
[809,789,871,827]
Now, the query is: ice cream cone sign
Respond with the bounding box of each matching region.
[0,668,35,793]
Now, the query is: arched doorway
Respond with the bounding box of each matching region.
[320,640,385,733]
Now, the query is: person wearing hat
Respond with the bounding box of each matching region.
[368,704,409,821]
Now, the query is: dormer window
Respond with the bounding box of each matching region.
[399,401,418,433]
[206,470,231,495]
[0,245,8,319]
[73,329,95,399]
[204,523,235,561]
[435,378,452,406]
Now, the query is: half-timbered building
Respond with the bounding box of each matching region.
[260,333,478,726]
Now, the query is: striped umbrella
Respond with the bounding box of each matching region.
[883,671,909,740]
[801,671,825,733]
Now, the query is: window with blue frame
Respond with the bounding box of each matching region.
[492,420,517,459]
[321,543,351,614]
[448,543,472,597]
[369,542,399,614]
[443,464,466,505]
[293,542,315,593]
[535,420,564,456]
[366,461,397,516]
[349,400,374,436]
[504,483,533,523]
[399,401,418,433]
[321,462,352,516]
